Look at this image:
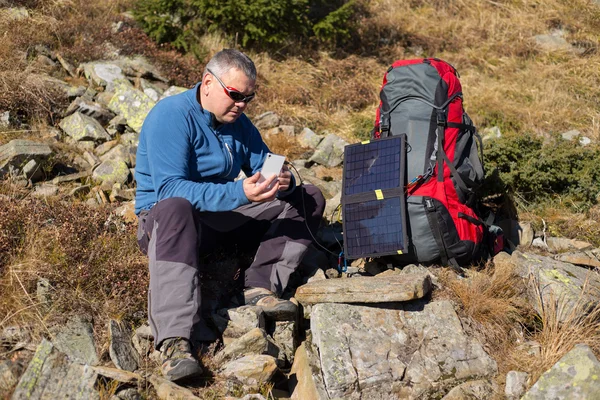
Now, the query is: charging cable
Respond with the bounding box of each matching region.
[284,161,342,257]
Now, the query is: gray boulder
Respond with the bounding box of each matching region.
[522,344,600,399]
[64,97,115,125]
[219,354,279,389]
[310,301,497,399]
[295,272,431,305]
[309,134,349,168]
[0,140,53,179]
[506,371,529,400]
[11,339,99,400]
[297,128,324,149]
[59,112,111,142]
[214,327,279,366]
[108,82,156,133]
[51,316,98,366]
[80,62,126,92]
[92,159,130,186]
[159,86,188,100]
[511,251,600,321]
[108,320,140,372]
[254,111,280,130]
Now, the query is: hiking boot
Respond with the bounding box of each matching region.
[243,287,297,321]
[159,337,202,381]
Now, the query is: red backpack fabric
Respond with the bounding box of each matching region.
[372,58,485,268]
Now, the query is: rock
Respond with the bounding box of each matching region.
[0,326,30,348]
[498,219,534,248]
[52,171,92,185]
[310,301,497,399]
[92,365,141,383]
[11,339,99,399]
[114,387,143,400]
[134,323,153,340]
[273,321,296,366]
[76,140,97,152]
[59,112,111,142]
[534,29,582,54]
[108,82,156,133]
[279,125,296,136]
[302,176,341,199]
[219,354,278,389]
[0,359,24,395]
[323,192,341,220]
[81,62,126,92]
[546,237,594,252]
[254,112,280,130]
[36,277,53,308]
[555,251,600,268]
[0,111,9,127]
[84,150,101,167]
[0,140,53,179]
[95,140,119,156]
[93,159,130,186]
[522,344,600,399]
[289,341,329,400]
[214,328,279,366]
[2,7,29,21]
[120,132,139,146]
[441,379,496,399]
[532,237,548,250]
[363,259,387,276]
[297,128,324,149]
[52,315,99,366]
[512,251,600,322]
[307,269,326,283]
[108,320,140,371]
[113,56,169,83]
[505,371,529,400]
[213,306,266,340]
[481,126,502,142]
[22,159,43,181]
[65,97,115,125]
[110,184,136,202]
[295,272,431,305]
[32,184,57,198]
[149,375,201,400]
[159,86,188,100]
[309,134,349,168]
[100,144,135,166]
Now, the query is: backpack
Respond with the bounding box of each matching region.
[371,58,486,268]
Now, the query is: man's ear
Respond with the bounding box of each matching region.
[202,73,212,95]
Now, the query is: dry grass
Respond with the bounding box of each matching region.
[439,257,532,347]
[0,194,147,349]
[506,274,600,383]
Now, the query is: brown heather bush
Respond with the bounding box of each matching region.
[0,195,147,346]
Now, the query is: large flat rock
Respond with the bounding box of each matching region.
[295,273,431,305]
[522,344,600,399]
[0,140,53,178]
[310,300,497,399]
[11,339,99,400]
[511,251,600,322]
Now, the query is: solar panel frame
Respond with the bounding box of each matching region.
[341,135,408,259]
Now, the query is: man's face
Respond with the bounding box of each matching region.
[201,67,256,124]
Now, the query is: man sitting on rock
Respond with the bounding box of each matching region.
[134,49,325,381]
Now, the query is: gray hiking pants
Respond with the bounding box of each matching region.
[137,185,325,347]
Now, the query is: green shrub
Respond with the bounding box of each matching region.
[482,132,600,208]
[133,0,361,52]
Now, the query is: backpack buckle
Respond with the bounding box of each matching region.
[436,110,446,126]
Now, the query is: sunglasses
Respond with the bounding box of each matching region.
[207,68,255,104]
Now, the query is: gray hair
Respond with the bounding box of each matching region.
[203,49,256,81]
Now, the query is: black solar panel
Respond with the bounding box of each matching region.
[344,139,402,195]
[342,136,408,259]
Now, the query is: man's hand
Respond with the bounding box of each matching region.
[278,165,292,192]
[244,172,279,202]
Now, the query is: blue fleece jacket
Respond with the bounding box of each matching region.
[135,83,291,214]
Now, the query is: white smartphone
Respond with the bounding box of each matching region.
[257,153,286,188]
